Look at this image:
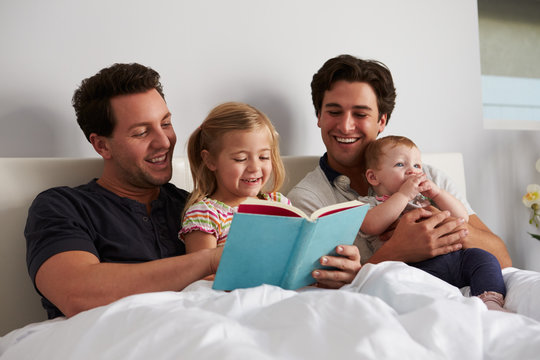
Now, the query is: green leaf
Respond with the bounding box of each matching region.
[529,233,540,241]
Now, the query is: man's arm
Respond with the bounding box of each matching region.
[462,214,512,268]
[35,249,221,318]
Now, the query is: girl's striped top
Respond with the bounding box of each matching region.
[179,192,290,247]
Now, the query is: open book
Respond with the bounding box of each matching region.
[212,199,368,291]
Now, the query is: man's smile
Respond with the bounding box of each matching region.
[148,154,167,164]
[335,136,360,144]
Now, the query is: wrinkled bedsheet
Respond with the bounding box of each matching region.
[1,262,540,360]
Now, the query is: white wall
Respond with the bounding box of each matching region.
[1,0,539,270]
[479,0,540,78]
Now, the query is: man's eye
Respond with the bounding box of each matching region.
[162,122,172,128]
[328,111,341,116]
[133,131,147,138]
[354,113,367,118]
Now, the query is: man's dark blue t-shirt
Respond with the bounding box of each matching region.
[25,179,188,319]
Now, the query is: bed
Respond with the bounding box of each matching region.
[1,155,540,359]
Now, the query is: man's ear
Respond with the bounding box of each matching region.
[89,133,112,160]
[201,150,216,171]
[377,114,387,135]
[365,169,380,186]
[317,112,322,128]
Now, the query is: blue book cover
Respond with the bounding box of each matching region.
[212,199,368,291]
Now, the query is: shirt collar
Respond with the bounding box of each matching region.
[319,153,343,184]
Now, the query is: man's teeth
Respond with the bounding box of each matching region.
[150,155,166,163]
[336,137,358,143]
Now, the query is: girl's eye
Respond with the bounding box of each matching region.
[260,156,270,161]
[414,164,422,169]
[395,162,404,167]
[234,158,247,162]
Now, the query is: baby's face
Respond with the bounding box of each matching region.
[373,144,423,194]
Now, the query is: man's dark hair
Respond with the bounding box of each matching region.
[311,54,396,124]
[72,63,165,141]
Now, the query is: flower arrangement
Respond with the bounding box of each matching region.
[523,158,540,240]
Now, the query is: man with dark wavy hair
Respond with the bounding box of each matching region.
[25,63,223,319]
[288,54,511,269]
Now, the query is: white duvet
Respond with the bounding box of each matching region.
[1,262,540,360]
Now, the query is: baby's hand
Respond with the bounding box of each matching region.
[419,178,440,199]
[398,174,427,200]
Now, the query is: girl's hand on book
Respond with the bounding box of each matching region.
[312,245,361,288]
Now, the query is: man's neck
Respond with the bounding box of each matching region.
[97,177,160,214]
[342,168,370,196]
[327,157,370,196]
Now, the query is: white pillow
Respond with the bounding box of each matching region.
[501,267,540,321]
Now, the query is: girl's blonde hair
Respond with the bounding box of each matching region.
[364,135,418,170]
[183,102,285,216]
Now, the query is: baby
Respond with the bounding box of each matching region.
[359,135,509,312]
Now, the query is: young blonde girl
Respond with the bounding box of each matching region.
[179,102,290,255]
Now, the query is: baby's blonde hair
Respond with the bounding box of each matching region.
[364,135,419,170]
[183,102,285,216]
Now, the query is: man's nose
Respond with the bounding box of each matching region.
[339,112,355,132]
[152,128,171,149]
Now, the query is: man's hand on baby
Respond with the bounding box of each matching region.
[378,206,467,262]
[426,205,469,237]
[396,207,467,261]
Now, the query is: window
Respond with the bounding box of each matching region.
[478,0,540,130]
